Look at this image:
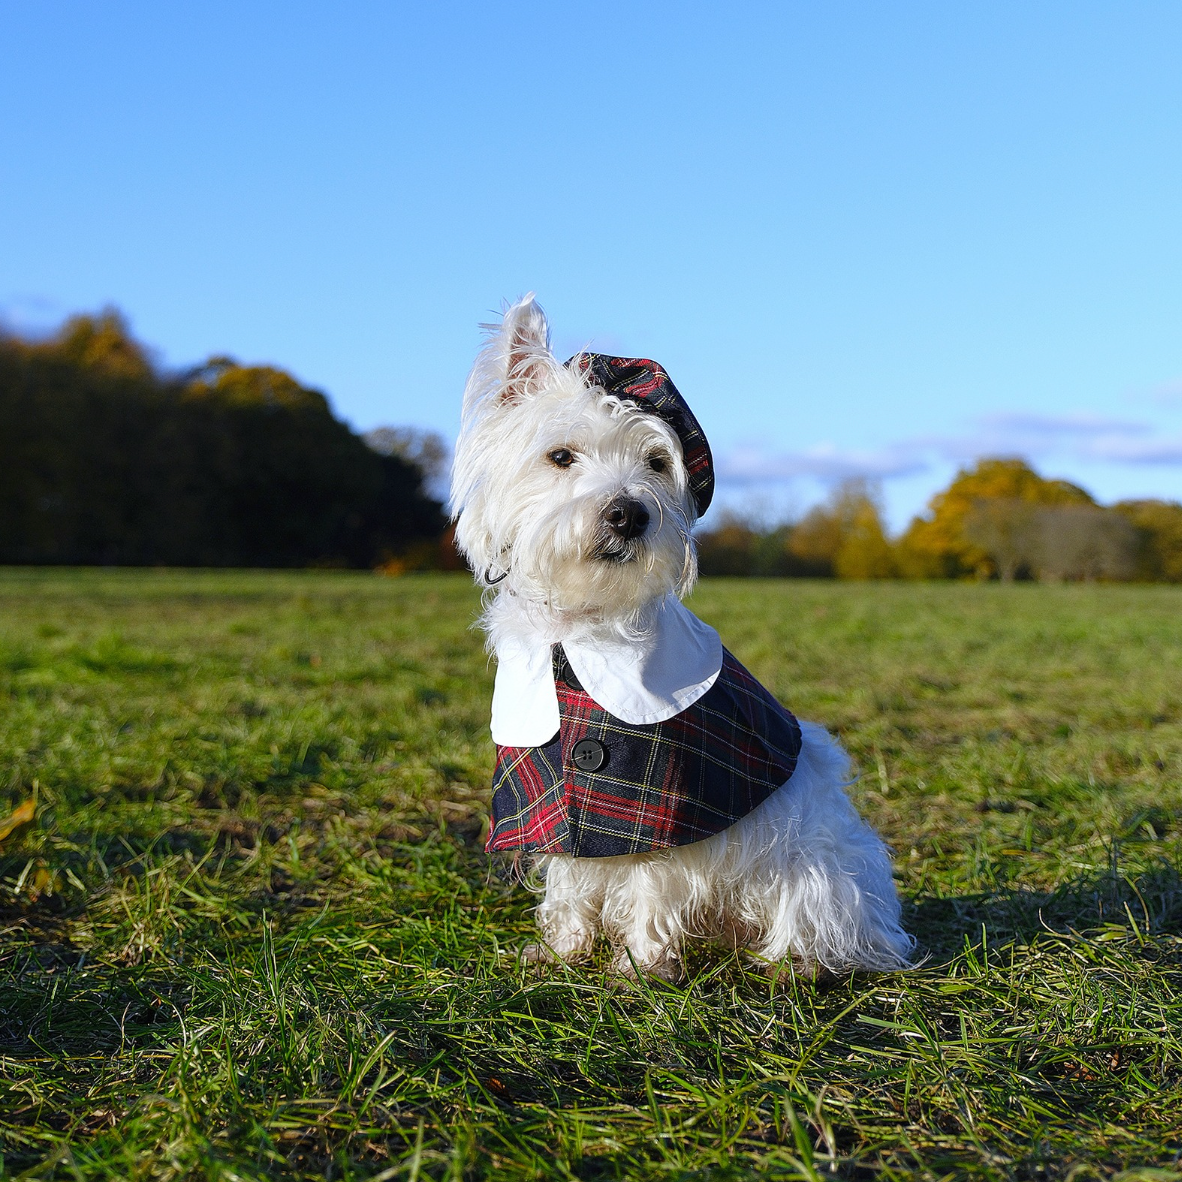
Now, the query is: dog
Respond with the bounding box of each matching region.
[450,295,913,983]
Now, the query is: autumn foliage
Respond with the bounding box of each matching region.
[895,458,1095,578]
[1113,499,1182,582]
[698,480,899,579]
[698,459,1182,581]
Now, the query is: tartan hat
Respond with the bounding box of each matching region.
[566,353,714,518]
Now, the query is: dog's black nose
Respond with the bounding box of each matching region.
[604,498,650,540]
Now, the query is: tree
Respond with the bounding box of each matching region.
[898,458,1094,579]
[787,505,843,575]
[696,516,822,577]
[788,479,895,579]
[1113,499,1182,582]
[696,515,761,576]
[0,312,447,567]
[831,482,897,579]
[365,427,449,494]
[53,308,155,381]
[1032,506,1137,582]
[962,499,1040,581]
[0,313,165,563]
[695,481,896,579]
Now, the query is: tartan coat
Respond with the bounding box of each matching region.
[487,644,803,858]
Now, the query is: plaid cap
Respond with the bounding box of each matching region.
[487,645,801,858]
[566,353,714,518]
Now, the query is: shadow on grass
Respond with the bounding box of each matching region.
[907,856,1182,964]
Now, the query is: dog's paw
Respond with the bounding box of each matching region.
[610,949,686,986]
[520,942,560,965]
[519,942,591,967]
[646,957,686,986]
[756,955,835,989]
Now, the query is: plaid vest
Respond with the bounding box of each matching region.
[488,645,802,858]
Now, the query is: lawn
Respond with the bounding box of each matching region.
[1,570,1180,1181]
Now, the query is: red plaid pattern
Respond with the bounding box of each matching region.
[488,646,802,858]
[565,353,714,517]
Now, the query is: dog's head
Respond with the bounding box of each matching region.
[451,295,709,619]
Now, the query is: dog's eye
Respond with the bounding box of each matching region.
[648,455,668,474]
[548,448,575,469]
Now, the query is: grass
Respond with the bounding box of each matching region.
[1,569,1181,1181]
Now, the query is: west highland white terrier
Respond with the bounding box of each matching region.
[450,295,913,983]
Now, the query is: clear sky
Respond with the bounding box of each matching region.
[3,2,1180,530]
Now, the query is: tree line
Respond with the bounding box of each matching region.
[6,313,1179,581]
[698,458,1182,581]
[0,312,450,568]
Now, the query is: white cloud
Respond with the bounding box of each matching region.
[716,407,1182,489]
[975,411,1149,438]
[1080,436,1182,464]
[923,412,1155,466]
[717,442,928,484]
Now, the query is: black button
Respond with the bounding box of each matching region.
[553,646,583,691]
[572,738,607,773]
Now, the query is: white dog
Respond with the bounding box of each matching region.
[451,295,913,982]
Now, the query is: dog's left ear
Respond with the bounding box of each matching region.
[500,294,553,404]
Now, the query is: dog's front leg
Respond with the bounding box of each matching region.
[527,854,601,963]
[600,856,686,983]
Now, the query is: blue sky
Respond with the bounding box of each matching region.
[3,2,1180,530]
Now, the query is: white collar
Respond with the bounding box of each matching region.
[490,595,723,746]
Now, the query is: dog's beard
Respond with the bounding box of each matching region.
[510,495,695,620]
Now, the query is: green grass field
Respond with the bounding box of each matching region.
[1,570,1180,1181]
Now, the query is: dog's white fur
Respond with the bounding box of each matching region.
[452,295,913,981]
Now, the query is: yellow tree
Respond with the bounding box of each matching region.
[787,504,843,572]
[789,479,896,579]
[1114,500,1182,582]
[897,458,1094,578]
[50,310,155,381]
[834,482,896,578]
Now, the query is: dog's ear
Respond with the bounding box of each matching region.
[500,294,553,404]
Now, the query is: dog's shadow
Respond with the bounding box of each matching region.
[648,858,1182,992]
[901,857,1182,967]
